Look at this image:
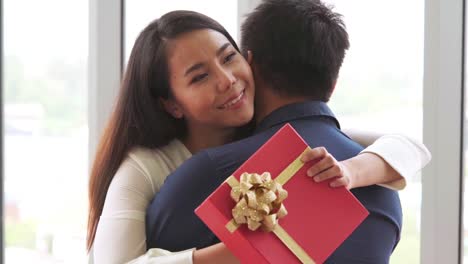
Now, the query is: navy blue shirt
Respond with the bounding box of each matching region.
[146,101,402,263]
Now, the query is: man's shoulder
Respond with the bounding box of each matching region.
[158,135,270,207]
[176,130,274,182]
[291,120,364,160]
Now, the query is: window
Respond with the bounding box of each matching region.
[4,0,88,262]
[323,1,424,263]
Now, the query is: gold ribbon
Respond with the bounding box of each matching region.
[225,147,316,264]
[229,172,288,232]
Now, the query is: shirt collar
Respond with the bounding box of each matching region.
[254,101,340,133]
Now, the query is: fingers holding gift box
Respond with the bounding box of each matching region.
[301,147,353,189]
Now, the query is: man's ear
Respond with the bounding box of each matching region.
[159,98,184,119]
[247,50,253,65]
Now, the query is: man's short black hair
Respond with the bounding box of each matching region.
[241,0,349,101]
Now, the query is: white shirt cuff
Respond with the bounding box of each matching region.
[360,134,432,190]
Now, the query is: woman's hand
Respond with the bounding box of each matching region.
[193,243,239,264]
[301,147,355,189]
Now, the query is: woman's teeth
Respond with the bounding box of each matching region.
[222,91,244,109]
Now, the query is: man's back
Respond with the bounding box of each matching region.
[146,102,402,263]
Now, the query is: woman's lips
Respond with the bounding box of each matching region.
[219,89,245,109]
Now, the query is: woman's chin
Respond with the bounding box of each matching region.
[228,112,254,127]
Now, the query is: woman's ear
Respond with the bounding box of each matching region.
[247,50,253,65]
[159,98,184,119]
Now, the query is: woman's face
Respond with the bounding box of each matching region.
[164,29,255,131]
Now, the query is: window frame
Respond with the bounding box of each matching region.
[1,0,4,261]
[88,0,124,166]
[421,0,464,263]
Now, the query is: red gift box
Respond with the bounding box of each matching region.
[195,123,369,264]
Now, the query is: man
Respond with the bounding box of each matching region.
[146,0,402,263]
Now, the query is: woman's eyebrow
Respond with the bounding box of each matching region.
[216,43,231,57]
[184,43,232,77]
[184,63,204,77]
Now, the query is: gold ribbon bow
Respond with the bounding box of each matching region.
[230,172,289,232]
[225,147,316,264]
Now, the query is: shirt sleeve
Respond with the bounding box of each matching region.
[126,248,195,264]
[360,134,432,191]
[93,159,150,264]
[93,157,195,264]
[146,151,220,252]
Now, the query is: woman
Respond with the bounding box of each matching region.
[87,10,430,264]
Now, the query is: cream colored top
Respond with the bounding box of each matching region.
[91,135,431,264]
[92,140,192,264]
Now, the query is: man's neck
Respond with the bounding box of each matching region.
[254,86,310,125]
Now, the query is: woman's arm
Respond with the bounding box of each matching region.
[126,247,195,264]
[92,157,166,264]
[95,147,236,264]
[301,134,431,190]
[192,243,239,264]
[94,153,196,264]
[127,243,237,264]
[359,134,431,189]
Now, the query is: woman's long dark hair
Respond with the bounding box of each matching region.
[87,10,239,251]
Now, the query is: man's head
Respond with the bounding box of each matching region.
[241,0,349,102]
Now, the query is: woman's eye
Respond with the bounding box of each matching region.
[191,73,208,84]
[223,52,236,64]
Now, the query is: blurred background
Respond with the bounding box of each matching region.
[2,0,463,263]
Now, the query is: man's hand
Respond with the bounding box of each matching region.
[300,147,355,189]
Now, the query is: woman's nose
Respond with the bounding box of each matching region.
[216,67,237,92]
